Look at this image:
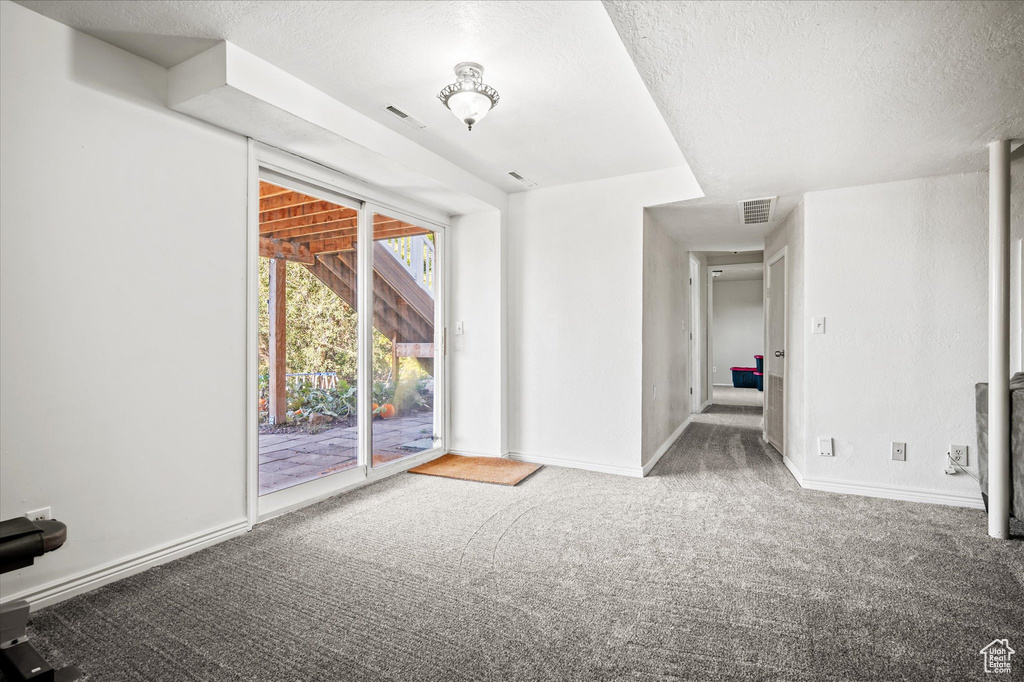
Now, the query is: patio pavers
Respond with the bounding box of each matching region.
[258,412,435,495]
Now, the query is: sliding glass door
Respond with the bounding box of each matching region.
[369,208,443,470]
[253,167,445,519]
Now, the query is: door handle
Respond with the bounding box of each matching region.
[775,350,785,357]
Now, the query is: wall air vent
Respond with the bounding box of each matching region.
[737,196,777,225]
[508,171,537,188]
[381,104,426,130]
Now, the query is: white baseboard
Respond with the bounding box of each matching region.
[447,448,507,459]
[700,400,711,412]
[799,476,985,510]
[782,455,804,485]
[509,452,643,478]
[642,418,692,476]
[3,519,249,611]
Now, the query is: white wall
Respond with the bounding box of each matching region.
[448,210,505,456]
[707,253,764,266]
[797,170,1023,501]
[0,2,248,600]
[507,167,701,474]
[641,213,691,465]
[712,279,764,384]
[0,3,513,608]
[764,204,806,473]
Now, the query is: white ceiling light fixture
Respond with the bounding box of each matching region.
[438,62,499,131]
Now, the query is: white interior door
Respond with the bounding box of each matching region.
[765,254,786,453]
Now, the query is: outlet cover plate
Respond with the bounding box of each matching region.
[891,442,906,461]
[818,437,834,457]
[26,507,51,522]
[950,445,968,466]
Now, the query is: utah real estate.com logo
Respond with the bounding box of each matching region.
[980,639,1015,675]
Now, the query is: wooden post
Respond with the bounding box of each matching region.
[391,332,400,384]
[269,258,287,424]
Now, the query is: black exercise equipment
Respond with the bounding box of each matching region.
[1,517,81,681]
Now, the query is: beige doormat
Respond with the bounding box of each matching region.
[408,454,541,486]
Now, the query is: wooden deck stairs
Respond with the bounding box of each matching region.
[258,181,434,345]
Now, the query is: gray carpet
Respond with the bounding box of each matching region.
[19,404,1024,681]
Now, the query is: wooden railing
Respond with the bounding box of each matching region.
[286,372,338,389]
[384,234,434,297]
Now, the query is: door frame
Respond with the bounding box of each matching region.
[764,247,788,452]
[706,262,767,402]
[246,141,451,526]
[689,255,703,413]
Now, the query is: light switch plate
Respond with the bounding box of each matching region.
[818,437,834,457]
[455,321,464,335]
[812,317,826,334]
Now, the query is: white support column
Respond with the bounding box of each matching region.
[988,139,1011,540]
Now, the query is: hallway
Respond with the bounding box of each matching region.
[27,396,1024,680]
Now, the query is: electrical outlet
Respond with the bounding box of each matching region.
[891,442,906,461]
[949,445,968,466]
[26,507,51,522]
[713,366,717,373]
[818,437,834,457]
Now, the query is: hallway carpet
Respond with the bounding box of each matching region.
[25,405,1024,681]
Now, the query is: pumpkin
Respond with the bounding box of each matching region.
[379,403,397,419]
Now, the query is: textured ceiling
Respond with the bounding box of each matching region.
[18,0,690,195]
[606,0,1024,249]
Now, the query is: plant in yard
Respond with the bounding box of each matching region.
[372,381,395,407]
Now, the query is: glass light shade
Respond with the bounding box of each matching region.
[446,89,494,128]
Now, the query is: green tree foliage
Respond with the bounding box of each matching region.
[258,258,394,382]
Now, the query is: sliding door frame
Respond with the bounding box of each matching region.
[246,141,451,526]
[364,201,448,472]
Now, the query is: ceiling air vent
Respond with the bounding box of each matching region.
[737,196,776,225]
[508,171,537,188]
[381,104,426,130]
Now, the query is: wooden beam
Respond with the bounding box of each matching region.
[320,253,432,343]
[265,221,419,244]
[260,208,359,234]
[396,343,434,358]
[259,191,323,212]
[261,216,358,240]
[269,258,287,425]
[391,332,399,382]
[259,237,314,265]
[262,215,403,237]
[260,200,345,224]
[259,182,292,198]
[372,241,434,324]
[307,236,355,255]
